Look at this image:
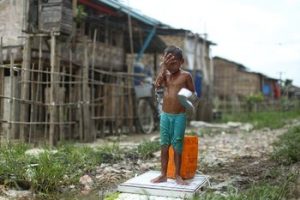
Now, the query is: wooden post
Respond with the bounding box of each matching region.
[78,64,83,141]
[20,36,32,142]
[0,37,3,142]
[59,65,65,141]
[29,63,35,143]
[9,53,15,140]
[49,32,59,146]
[36,37,43,140]
[68,48,73,139]
[91,30,97,140]
[127,11,134,133]
[192,35,198,120]
[44,68,49,141]
[82,38,92,142]
[72,0,77,34]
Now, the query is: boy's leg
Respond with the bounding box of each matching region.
[172,114,187,185]
[151,113,170,183]
[151,145,169,183]
[174,150,187,185]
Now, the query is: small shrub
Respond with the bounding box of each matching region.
[0,143,118,194]
[246,93,264,112]
[137,140,160,160]
[272,126,300,165]
[31,152,66,193]
[97,143,123,163]
[0,143,30,188]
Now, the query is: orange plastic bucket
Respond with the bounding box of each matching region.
[167,135,198,179]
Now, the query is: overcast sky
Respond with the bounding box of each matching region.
[128,0,300,86]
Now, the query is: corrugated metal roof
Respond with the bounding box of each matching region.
[97,0,170,27]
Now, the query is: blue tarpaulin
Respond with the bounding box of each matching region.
[263,84,271,95]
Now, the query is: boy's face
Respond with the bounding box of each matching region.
[164,53,184,74]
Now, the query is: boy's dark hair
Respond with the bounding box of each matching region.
[164,45,183,60]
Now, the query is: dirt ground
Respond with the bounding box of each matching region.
[1,120,299,200]
[103,119,300,198]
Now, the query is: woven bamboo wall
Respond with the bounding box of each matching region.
[213,58,237,99]
[236,70,261,97]
[213,57,261,100]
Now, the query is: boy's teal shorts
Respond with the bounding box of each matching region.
[160,112,186,153]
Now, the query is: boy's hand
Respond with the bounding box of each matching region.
[162,53,177,67]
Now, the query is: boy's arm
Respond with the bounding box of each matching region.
[186,73,196,93]
[154,63,167,88]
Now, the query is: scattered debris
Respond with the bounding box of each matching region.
[190,121,254,132]
[24,148,58,157]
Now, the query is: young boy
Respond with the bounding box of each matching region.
[151,45,195,185]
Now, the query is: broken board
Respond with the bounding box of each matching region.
[118,170,209,198]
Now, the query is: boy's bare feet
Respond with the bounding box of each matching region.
[175,176,188,185]
[151,175,167,183]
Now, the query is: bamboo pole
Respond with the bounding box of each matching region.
[9,53,16,140]
[0,37,3,143]
[59,65,65,141]
[36,37,44,140]
[44,68,49,141]
[20,36,31,142]
[29,63,35,143]
[82,38,90,141]
[99,73,104,137]
[127,9,134,133]
[108,36,116,136]
[49,32,58,146]
[0,65,82,79]
[68,48,73,139]
[0,95,78,106]
[91,30,97,140]
[1,120,75,125]
[0,64,144,79]
[78,44,84,141]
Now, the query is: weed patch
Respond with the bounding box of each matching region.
[137,140,160,159]
[0,143,124,195]
[197,181,293,200]
[219,110,300,129]
[272,125,300,165]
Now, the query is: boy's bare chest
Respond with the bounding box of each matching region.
[166,74,186,87]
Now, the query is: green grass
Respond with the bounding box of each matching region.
[219,110,300,129]
[0,142,123,195]
[193,179,294,200]
[0,143,30,188]
[137,140,160,160]
[104,192,120,200]
[272,125,300,165]
[0,140,160,196]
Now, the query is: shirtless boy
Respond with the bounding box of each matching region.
[151,45,195,185]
